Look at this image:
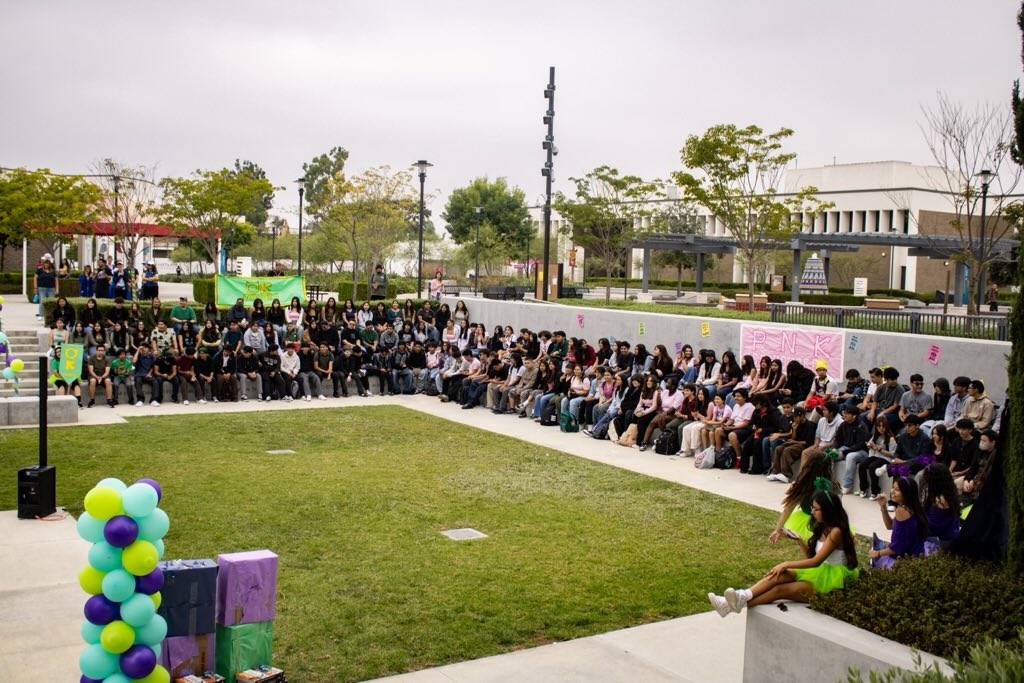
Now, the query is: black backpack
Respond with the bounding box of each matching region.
[540,399,560,426]
[714,445,735,469]
[590,418,610,440]
[654,429,679,455]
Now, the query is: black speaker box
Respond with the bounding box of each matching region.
[18,465,56,519]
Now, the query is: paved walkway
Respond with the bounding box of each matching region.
[0,290,892,683]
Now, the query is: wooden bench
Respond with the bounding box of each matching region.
[306,285,325,301]
[733,293,769,312]
[865,298,901,310]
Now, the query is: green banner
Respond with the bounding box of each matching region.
[215,274,307,307]
[58,343,85,383]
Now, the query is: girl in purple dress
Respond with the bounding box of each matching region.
[869,477,929,567]
[920,463,961,544]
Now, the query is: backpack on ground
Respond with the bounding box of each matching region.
[424,382,439,396]
[559,411,579,433]
[540,400,560,426]
[616,424,639,447]
[714,445,735,470]
[590,417,611,440]
[653,429,679,455]
[695,446,716,469]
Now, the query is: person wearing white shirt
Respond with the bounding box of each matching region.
[716,388,755,460]
[799,401,843,470]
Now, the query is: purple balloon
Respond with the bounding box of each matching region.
[120,644,157,679]
[83,595,119,625]
[103,515,139,548]
[80,676,103,683]
[135,478,162,502]
[135,567,164,594]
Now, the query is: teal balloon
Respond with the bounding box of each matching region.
[79,644,118,679]
[81,620,104,644]
[153,539,165,559]
[121,483,158,518]
[77,512,105,543]
[150,644,161,660]
[101,569,136,603]
[97,478,128,492]
[136,508,169,542]
[134,614,167,646]
[1,368,14,380]
[89,542,124,573]
[120,592,156,627]
[103,673,131,683]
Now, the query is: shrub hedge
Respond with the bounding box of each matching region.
[811,555,1024,661]
[336,280,398,302]
[844,630,1024,682]
[192,279,215,304]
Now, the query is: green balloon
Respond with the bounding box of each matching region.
[88,541,123,572]
[153,538,165,560]
[79,643,118,679]
[136,508,169,542]
[101,569,136,603]
[81,620,104,645]
[122,540,158,576]
[122,483,158,518]
[97,477,128,492]
[134,614,167,646]
[76,512,105,543]
[120,592,156,627]
[100,619,135,654]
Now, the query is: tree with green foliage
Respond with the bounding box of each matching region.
[1006,0,1024,576]
[157,168,273,272]
[302,146,350,216]
[674,124,831,312]
[554,166,660,303]
[232,159,277,228]
[0,167,103,258]
[442,177,532,262]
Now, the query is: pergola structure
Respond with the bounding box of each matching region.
[632,232,1019,302]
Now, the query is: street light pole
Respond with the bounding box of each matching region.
[271,221,277,267]
[296,177,306,277]
[474,206,482,296]
[412,160,433,298]
[541,67,556,301]
[975,169,995,314]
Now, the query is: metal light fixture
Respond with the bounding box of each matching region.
[412,160,433,297]
[473,206,482,296]
[975,169,995,313]
[295,177,306,277]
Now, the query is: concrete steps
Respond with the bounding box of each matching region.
[2,330,54,397]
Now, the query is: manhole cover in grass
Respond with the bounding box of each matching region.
[266,449,296,454]
[440,528,488,541]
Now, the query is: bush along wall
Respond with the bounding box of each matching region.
[192,279,215,304]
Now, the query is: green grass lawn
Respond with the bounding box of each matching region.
[0,407,790,682]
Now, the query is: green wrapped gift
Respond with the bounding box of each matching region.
[215,621,273,679]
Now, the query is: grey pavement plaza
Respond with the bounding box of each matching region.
[0,288,891,682]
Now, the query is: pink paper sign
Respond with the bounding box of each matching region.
[926,344,941,365]
[674,341,683,353]
[576,313,584,328]
[741,324,845,376]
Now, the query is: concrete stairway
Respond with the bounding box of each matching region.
[1,330,54,398]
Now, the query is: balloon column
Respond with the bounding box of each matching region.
[0,296,25,392]
[77,477,171,683]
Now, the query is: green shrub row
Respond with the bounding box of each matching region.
[192,279,215,304]
[337,280,398,302]
[811,555,1024,661]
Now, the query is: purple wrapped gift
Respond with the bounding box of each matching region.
[216,550,278,626]
[159,633,215,678]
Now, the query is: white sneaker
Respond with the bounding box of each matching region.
[213,397,219,402]
[708,593,731,618]
[150,400,159,407]
[842,487,852,495]
[724,588,747,613]
[241,395,248,402]
[257,394,263,400]
[768,473,789,483]
[304,395,311,402]
[183,400,190,406]
[318,395,327,401]
[199,398,207,405]
[264,396,271,402]
[135,401,143,407]
[875,465,888,477]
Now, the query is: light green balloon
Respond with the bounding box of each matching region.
[97,477,128,492]
[79,643,118,679]
[120,592,156,627]
[84,486,124,521]
[81,620,104,644]
[121,483,158,518]
[101,569,136,603]
[100,619,135,654]
[88,541,123,573]
[134,614,167,646]
[77,512,106,543]
[122,540,158,576]
[136,508,169,542]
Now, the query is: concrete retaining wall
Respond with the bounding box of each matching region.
[444,297,1010,402]
[743,603,951,682]
[1,396,78,426]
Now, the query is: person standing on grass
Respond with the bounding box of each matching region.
[709,487,858,617]
[86,344,114,408]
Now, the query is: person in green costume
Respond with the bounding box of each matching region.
[769,451,841,544]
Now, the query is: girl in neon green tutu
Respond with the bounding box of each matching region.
[768,451,840,545]
[710,481,859,616]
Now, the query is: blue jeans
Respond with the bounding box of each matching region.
[38,286,55,316]
[391,368,413,393]
[560,395,586,421]
[533,392,557,418]
[762,436,786,472]
[842,450,869,490]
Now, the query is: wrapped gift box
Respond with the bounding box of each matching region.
[215,621,273,680]
[159,559,219,636]
[216,550,278,626]
[175,675,225,683]
[236,666,286,682]
[161,634,216,678]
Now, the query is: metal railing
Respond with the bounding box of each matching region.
[767,304,1009,341]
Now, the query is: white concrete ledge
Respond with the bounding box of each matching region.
[3,396,78,426]
[743,603,951,683]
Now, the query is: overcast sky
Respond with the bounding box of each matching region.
[1,1,1020,233]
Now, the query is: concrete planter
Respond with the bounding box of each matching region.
[743,603,951,682]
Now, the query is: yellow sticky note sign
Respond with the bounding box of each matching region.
[700,322,711,338]
[638,322,646,336]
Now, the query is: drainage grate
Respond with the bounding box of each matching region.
[440,528,488,541]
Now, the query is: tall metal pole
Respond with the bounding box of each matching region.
[38,354,48,468]
[976,179,991,314]
[297,180,305,277]
[474,206,482,296]
[541,66,556,301]
[418,172,426,297]
[271,223,277,267]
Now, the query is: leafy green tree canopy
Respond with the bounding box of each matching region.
[442,177,532,254]
[232,159,277,228]
[0,167,103,256]
[302,146,349,219]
